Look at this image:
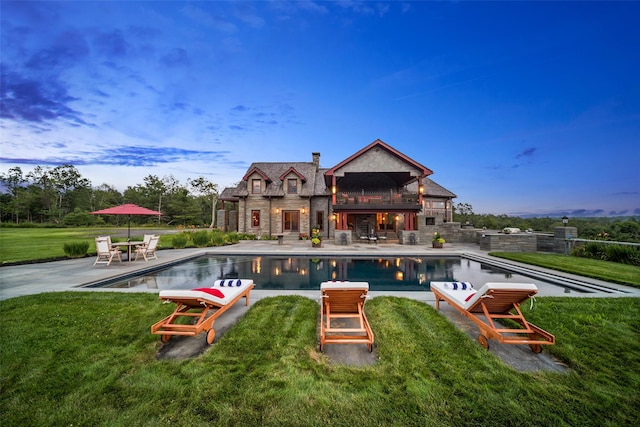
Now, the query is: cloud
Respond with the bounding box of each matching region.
[160,48,190,67]
[25,30,90,70]
[336,1,390,16]
[93,30,129,57]
[0,69,94,127]
[181,4,237,33]
[608,209,629,216]
[0,145,231,168]
[511,208,618,218]
[515,147,536,159]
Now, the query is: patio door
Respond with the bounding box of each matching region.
[283,210,300,232]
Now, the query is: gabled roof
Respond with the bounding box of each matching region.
[324,139,433,181]
[233,161,322,197]
[242,166,270,182]
[279,167,306,182]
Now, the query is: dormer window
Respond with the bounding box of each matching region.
[287,178,298,194]
[252,179,261,194]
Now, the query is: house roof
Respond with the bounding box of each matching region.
[233,162,323,197]
[324,139,433,186]
[219,187,239,202]
[221,140,456,200]
[408,178,457,198]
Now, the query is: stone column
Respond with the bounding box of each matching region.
[554,226,578,254]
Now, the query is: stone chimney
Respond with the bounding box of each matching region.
[312,152,320,168]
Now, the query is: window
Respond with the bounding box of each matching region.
[252,179,261,194]
[425,217,435,225]
[251,210,260,227]
[432,201,445,209]
[287,179,298,194]
[316,211,324,230]
[283,210,299,232]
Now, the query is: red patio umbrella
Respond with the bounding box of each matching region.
[91,203,162,240]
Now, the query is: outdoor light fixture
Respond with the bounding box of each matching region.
[331,186,336,194]
[302,208,306,214]
[418,184,424,194]
[276,208,280,214]
[562,216,569,226]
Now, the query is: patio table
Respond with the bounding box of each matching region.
[112,241,144,262]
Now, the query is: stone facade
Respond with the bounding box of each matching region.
[220,139,457,242]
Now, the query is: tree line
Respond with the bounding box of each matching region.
[1,164,638,243]
[453,202,640,243]
[0,165,220,227]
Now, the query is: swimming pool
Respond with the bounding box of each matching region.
[88,255,588,293]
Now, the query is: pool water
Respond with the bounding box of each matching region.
[93,255,581,292]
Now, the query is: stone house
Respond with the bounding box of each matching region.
[219,139,457,244]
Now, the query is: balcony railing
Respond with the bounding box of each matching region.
[334,191,419,207]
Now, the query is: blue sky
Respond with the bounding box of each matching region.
[1,1,638,216]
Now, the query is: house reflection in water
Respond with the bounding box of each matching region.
[235,256,458,291]
[96,255,538,291]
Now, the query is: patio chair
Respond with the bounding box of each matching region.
[319,281,374,352]
[430,282,555,353]
[141,233,156,245]
[151,279,255,344]
[93,237,122,266]
[134,236,159,261]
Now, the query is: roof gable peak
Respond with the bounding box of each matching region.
[279,167,307,182]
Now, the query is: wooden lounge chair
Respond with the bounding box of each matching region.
[151,279,254,344]
[134,236,159,261]
[431,282,555,353]
[319,281,374,352]
[93,237,122,266]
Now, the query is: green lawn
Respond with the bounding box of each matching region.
[0,227,173,264]
[490,252,640,287]
[1,293,639,426]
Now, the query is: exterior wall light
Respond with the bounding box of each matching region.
[418,184,424,194]
[302,208,306,214]
[331,186,336,194]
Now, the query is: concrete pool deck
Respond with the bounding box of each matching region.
[1,240,638,371]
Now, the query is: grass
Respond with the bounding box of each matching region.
[490,252,640,287]
[0,227,174,264]
[1,293,639,426]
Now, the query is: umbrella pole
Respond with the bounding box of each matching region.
[128,215,131,241]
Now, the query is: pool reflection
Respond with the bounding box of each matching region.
[100,255,535,292]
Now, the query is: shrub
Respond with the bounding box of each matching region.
[171,233,189,249]
[239,233,258,240]
[573,242,606,260]
[62,208,94,226]
[226,232,240,244]
[63,241,90,258]
[605,244,640,266]
[192,230,211,247]
[572,242,640,266]
[211,232,226,246]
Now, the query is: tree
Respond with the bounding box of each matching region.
[0,167,26,223]
[91,184,123,211]
[189,176,219,228]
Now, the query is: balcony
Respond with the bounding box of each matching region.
[333,191,421,211]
